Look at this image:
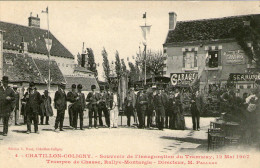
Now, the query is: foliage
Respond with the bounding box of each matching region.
[121,59,127,75]
[87,48,98,78]
[135,50,165,76]
[115,51,122,79]
[102,48,110,83]
[231,18,260,70]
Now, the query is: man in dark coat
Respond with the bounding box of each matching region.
[40,90,53,125]
[86,85,100,129]
[153,87,168,130]
[67,84,77,128]
[190,91,202,131]
[73,84,86,130]
[0,76,15,136]
[124,87,136,127]
[98,86,110,127]
[136,89,148,129]
[25,82,42,134]
[54,83,67,132]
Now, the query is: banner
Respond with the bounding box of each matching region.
[170,73,198,86]
[224,50,245,64]
[140,25,151,46]
[230,73,260,81]
[45,38,52,53]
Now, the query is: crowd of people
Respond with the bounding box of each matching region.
[0,74,259,146]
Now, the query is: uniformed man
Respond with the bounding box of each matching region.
[25,82,42,134]
[54,83,67,132]
[86,85,100,129]
[0,76,15,136]
[136,89,148,129]
[98,86,110,127]
[146,85,156,128]
[73,84,86,130]
[124,86,136,127]
[153,86,168,130]
[67,84,77,128]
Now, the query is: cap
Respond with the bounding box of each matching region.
[91,85,96,90]
[71,84,76,89]
[2,76,9,82]
[77,84,83,89]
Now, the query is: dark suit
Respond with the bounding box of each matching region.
[191,94,202,130]
[25,89,42,132]
[136,93,148,128]
[0,86,15,135]
[67,91,78,127]
[98,91,110,127]
[73,92,85,129]
[54,88,67,130]
[153,93,168,130]
[86,92,100,127]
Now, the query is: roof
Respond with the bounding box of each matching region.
[165,14,260,44]
[65,76,99,91]
[0,21,74,59]
[3,52,65,84]
[74,66,94,73]
[33,58,66,84]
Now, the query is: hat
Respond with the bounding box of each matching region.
[152,85,156,89]
[2,76,9,82]
[71,84,76,89]
[29,82,35,87]
[77,84,83,89]
[13,85,18,88]
[91,85,96,90]
[60,82,66,86]
[44,90,48,93]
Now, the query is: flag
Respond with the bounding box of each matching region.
[143,12,146,19]
[42,7,48,14]
[44,38,52,54]
[140,25,151,45]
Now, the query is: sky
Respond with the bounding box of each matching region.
[0,1,260,80]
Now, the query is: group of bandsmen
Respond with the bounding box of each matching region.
[1,75,203,136]
[125,85,201,131]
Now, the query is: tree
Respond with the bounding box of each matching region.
[87,48,98,78]
[121,58,127,75]
[102,48,110,83]
[128,62,139,84]
[115,51,122,79]
[231,18,260,70]
[77,52,82,67]
[135,50,165,77]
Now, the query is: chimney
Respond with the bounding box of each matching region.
[169,12,177,30]
[28,13,40,28]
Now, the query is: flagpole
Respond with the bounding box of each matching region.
[47,7,51,91]
[144,44,147,85]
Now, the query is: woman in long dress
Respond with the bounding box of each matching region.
[40,90,53,125]
[173,89,185,130]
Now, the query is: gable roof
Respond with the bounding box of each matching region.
[164,14,260,44]
[3,52,66,84]
[0,21,74,59]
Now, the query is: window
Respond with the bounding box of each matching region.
[183,51,197,68]
[207,51,219,68]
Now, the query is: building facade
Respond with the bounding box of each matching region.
[163,13,260,97]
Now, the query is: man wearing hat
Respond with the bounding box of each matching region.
[136,89,148,129]
[54,82,67,132]
[124,86,136,127]
[73,84,86,130]
[67,84,77,128]
[0,76,15,136]
[98,85,110,127]
[25,82,42,134]
[86,85,100,129]
[153,86,168,130]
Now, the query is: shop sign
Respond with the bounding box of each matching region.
[230,73,260,81]
[224,50,245,64]
[170,73,198,86]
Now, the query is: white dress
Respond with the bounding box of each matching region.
[110,93,119,128]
